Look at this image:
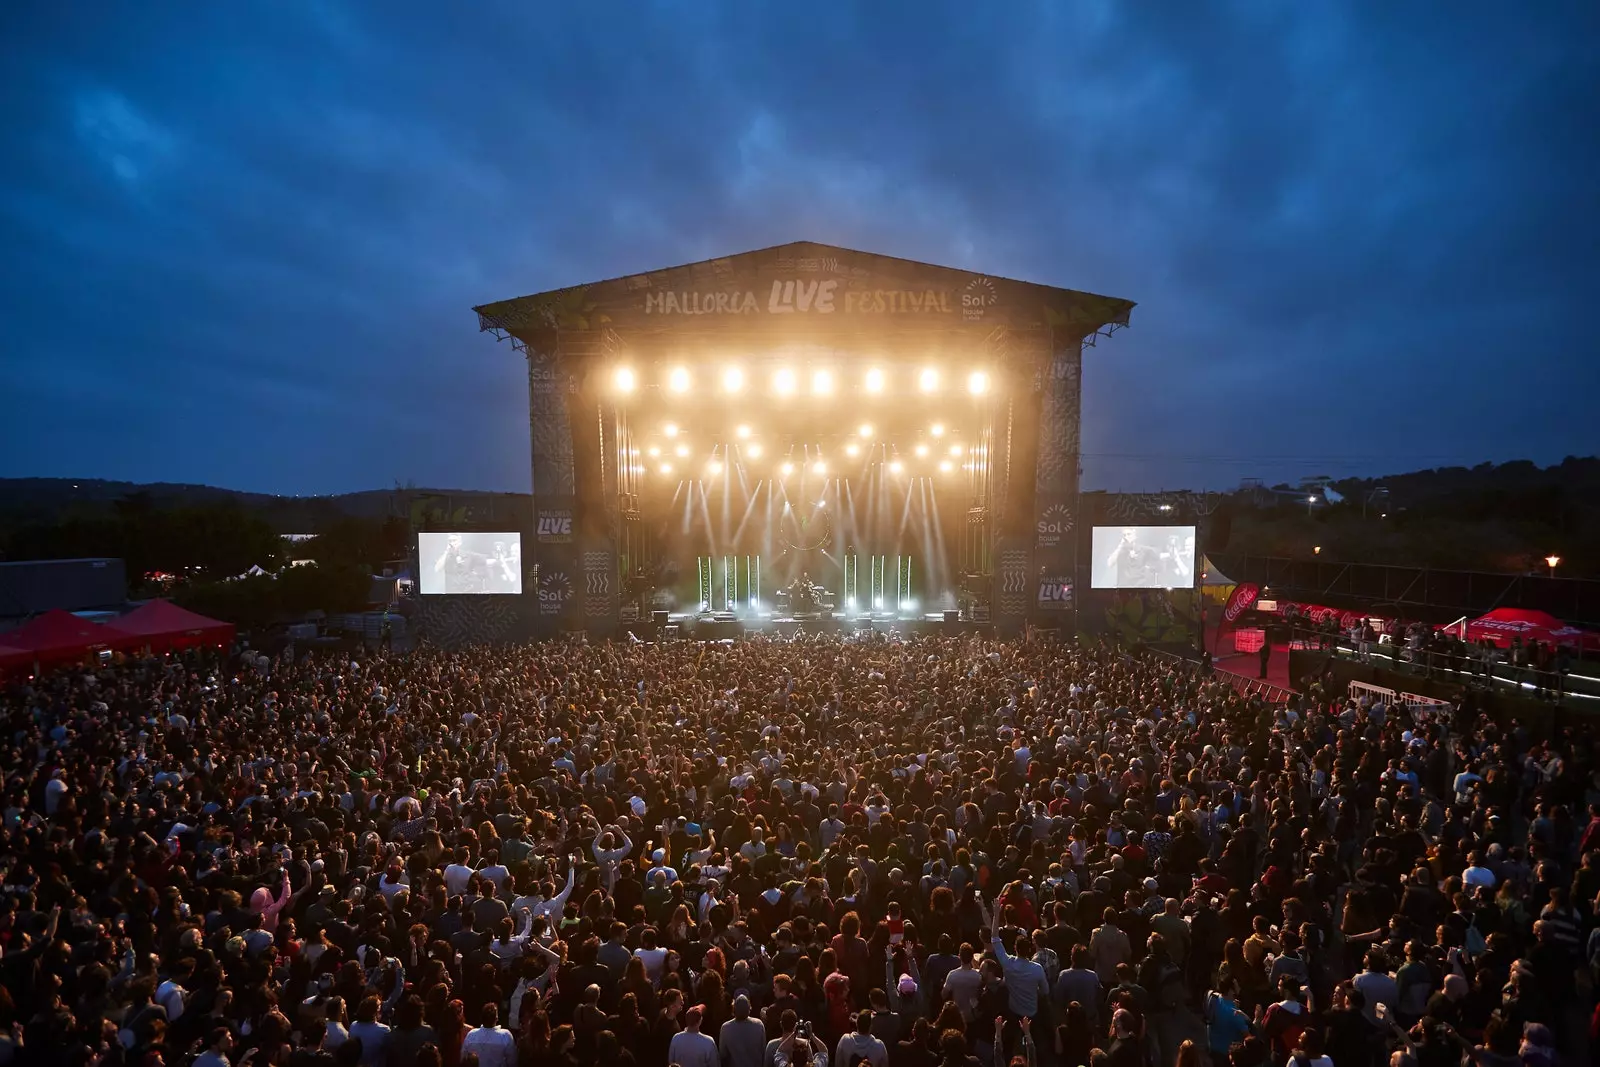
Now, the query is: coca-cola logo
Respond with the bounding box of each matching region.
[1221,582,1259,623]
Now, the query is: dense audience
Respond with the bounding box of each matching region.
[0,632,1594,1067]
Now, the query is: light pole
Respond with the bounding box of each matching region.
[1546,554,1561,577]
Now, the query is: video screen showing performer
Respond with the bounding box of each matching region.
[1090,525,1197,589]
[417,532,523,594]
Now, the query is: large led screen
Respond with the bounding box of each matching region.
[1090,525,1196,589]
[418,532,523,594]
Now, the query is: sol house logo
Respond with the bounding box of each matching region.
[539,571,572,613]
[962,276,998,321]
[1036,503,1073,546]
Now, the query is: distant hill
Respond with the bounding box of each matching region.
[0,478,532,533]
[1230,456,1599,577]
[1330,456,1600,504]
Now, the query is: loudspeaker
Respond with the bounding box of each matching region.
[651,610,669,626]
[943,610,959,623]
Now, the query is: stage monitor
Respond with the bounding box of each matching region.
[418,532,523,594]
[1090,525,1196,589]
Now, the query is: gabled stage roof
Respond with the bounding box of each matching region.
[474,241,1134,352]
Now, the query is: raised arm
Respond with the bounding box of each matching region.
[547,862,577,911]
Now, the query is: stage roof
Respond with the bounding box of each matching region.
[474,241,1135,353]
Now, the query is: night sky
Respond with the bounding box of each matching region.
[3,3,1596,496]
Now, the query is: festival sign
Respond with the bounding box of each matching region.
[475,241,1135,337]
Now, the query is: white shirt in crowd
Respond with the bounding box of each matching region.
[667,1028,719,1067]
[460,1024,517,1067]
[444,862,475,896]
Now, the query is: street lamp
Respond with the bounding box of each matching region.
[1546,554,1561,577]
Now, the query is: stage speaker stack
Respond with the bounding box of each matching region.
[944,610,959,623]
[652,610,669,626]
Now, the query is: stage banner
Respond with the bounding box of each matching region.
[529,347,579,630]
[1221,582,1260,623]
[1030,342,1081,617]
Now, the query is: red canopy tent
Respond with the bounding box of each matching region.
[106,599,235,652]
[1452,607,1600,652]
[0,643,31,673]
[3,609,134,665]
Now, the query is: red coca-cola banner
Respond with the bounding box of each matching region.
[1222,582,1259,623]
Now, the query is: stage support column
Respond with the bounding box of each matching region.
[1029,335,1083,629]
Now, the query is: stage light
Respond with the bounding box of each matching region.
[967,370,990,395]
[708,460,723,475]
[939,460,954,473]
[846,597,856,609]
[914,444,929,458]
[811,369,834,396]
[659,463,673,475]
[668,366,691,393]
[873,597,884,609]
[647,446,660,457]
[773,368,797,395]
[812,461,826,474]
[918,368,939,393]
[858,423,873,438]
[722,366,745,393]
[664,423,679,437]
[900,599,916,612]
[735,424,751,439]
[930,423,945,437]
[845,443,860,457]
[949,444,962,456]
[746,443,763,459]
[674,444,689,457]
[888,460,904,474]
[614,367,637,393]
[781,462,794,476]
[864,368,885,394]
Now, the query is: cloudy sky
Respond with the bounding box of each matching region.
[2,2,1596,495]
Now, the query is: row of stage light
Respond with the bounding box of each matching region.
[612,365,992,398]
[631,424,980,478]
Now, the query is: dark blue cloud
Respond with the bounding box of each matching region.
[1,1,1595,494]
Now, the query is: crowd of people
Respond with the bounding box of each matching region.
[1,631,1596,1067]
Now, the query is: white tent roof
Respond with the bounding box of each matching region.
[1201,555,1234,585]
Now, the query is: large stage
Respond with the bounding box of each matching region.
[416,241,1154,647]
[469,241,1134,638]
